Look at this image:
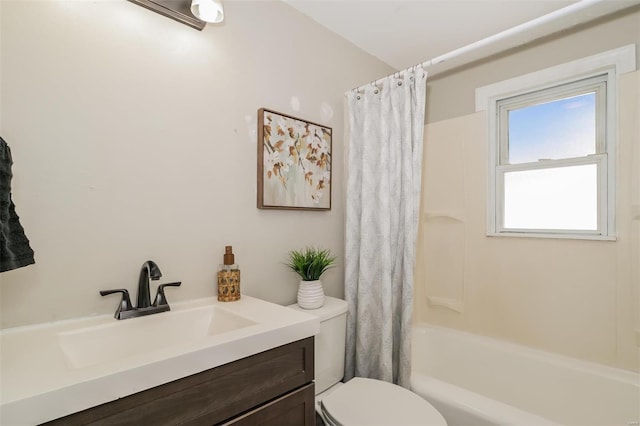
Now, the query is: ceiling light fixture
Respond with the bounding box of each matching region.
[191,0,224,23]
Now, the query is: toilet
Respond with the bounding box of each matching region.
[289,296,447,425]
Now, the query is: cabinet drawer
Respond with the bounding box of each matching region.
[222,383,315,426]
[44,337,314,426]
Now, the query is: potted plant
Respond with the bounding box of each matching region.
[286,247,336,309]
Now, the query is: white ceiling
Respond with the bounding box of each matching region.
[284,0,637,72]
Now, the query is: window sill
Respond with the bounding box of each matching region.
[486,231,617,241]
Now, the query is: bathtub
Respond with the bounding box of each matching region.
[410,324,640,426]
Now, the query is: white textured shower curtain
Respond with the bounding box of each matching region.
[344,67,427,388]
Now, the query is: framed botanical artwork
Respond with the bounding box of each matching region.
[257,108,332,210]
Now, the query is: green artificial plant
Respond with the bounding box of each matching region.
[286,247,337,281]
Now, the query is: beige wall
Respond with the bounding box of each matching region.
[416,66,639,372]
[425,6,640,123]
[0,0,394,328]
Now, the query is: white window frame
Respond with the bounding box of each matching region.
[476,44,636,241]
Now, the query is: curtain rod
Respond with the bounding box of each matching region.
[350,0,605,93]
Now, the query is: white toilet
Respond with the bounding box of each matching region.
[289,296,447,425]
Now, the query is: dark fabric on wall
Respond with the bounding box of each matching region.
[0,136,35,273]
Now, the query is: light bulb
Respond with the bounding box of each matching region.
[191,0,224,24]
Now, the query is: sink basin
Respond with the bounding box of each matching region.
[2,295,319,425]
[58,305,256,369]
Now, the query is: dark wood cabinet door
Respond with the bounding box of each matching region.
[43,338,314,426]
[221,383,315,426]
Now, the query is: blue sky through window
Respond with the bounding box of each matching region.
[508,92,596,164]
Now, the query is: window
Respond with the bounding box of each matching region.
[476,45,640,240]
[492,74,610,238]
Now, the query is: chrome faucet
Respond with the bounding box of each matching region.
[137,260,162,309]
[100,260,181,320]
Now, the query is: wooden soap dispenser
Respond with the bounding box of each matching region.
[217,246,240,302]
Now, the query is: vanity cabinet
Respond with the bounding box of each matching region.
[43,337,315,426]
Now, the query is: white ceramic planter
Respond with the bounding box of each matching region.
[296,280,325,309]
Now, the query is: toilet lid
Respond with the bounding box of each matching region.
[320,377,447,426]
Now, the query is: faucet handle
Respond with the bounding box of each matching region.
[100,289,134,319]
[153,282,182,308]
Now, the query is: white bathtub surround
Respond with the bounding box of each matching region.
[345,66,427,387]
[411,324,640,426]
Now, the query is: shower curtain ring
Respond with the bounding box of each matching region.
[369,80,379,95]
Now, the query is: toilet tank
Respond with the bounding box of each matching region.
[288,296,348,394]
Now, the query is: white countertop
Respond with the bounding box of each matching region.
[0,296,319,425]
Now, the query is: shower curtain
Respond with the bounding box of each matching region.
[344,67,427,388]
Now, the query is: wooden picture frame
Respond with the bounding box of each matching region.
[257,108,332,210]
